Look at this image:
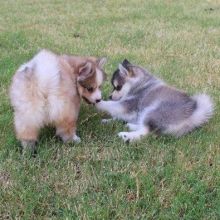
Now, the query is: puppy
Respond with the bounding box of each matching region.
[96,59,214,142]
[10,49,106,150]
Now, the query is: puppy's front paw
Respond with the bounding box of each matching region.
[118,132,131,143]
[73,134,81,143]
[95,100,106,111]
[95,100,103,107]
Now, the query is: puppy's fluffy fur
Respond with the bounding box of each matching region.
[10,49,106,149]
[96,59,214,142]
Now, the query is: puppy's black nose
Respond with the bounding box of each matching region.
[96,99,101,103]
[109,95,112,100]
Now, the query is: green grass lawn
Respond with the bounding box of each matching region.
[0,0,220,219]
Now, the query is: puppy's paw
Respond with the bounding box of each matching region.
[126,123,139,131]
[101,118,113,124]
[118,132,131,143]
[73,134,81,143]
[21,140,36,149]
[21,140,37,156]
[95,100,103,108]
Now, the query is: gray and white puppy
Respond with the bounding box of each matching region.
[95,59,214,142]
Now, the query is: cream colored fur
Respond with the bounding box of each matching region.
[10,49,106,150]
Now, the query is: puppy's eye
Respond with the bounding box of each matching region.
[115,85,122,91]
[86,87,94,93]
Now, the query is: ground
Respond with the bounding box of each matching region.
[0,0,220,219]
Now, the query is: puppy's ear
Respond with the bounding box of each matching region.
[122,59,131,68]
[78,62,93,81]
[118,64,129,78]
[97,57,107,69]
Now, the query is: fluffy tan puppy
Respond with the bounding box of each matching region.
[10,49,106,150]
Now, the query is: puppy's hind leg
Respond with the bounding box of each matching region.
[14,113,40,153]
[118,126,149,143]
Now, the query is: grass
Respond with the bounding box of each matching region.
[0,0,220,219]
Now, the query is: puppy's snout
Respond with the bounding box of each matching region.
[96,99,101,103]
[109,95,112,100]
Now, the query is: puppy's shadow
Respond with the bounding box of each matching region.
[77,104,118,143]
[38,127,59,145]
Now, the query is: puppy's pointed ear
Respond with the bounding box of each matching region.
[78,62,92,81]
[119,63,129,78]
[122,59,131,67]
[97,57,107,69]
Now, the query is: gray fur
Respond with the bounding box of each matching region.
[96,60,213,142]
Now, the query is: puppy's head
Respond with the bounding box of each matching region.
[77,57,107,104]
[110,59,146,101]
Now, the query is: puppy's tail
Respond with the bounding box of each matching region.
[190,94,214,128]
[167,94,214,137]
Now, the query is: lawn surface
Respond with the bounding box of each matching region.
[0,0,220,219]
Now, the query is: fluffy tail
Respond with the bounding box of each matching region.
[167,94,214,137]
[190,94,214,127]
